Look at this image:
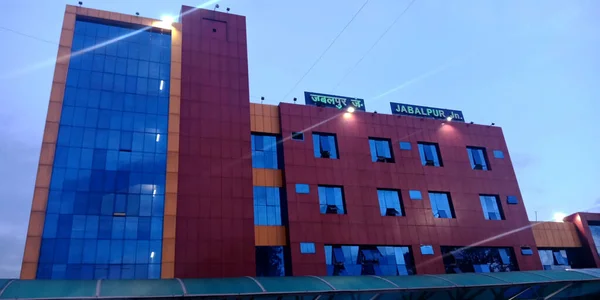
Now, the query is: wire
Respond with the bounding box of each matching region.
[332,0,418,91]
[0,26,59,45]
[279,0,372,103]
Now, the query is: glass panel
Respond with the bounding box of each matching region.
[399,141,411,150]
[43,19,170,279]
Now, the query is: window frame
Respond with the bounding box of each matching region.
[317,185,347,215]
[251,133,280,169]
[466,146,491,170]
[428,191,455,219]
[417,142,443,167]
[312,132,339,159]
[479,194,505,221]
[376,189,404,217]
[368,137,395,163]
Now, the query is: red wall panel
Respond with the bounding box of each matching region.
[176,6,253,278]
[279,103,542,275]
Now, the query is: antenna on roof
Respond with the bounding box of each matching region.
[78,1,83,6]
[261,96,265,104]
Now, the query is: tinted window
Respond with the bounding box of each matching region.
[295,184,310,194]
[420,245,434,255]
[39,20,169,280]
[313,133,338,159]
[507,196,518,205]
[409,190,422,200]
[252,134,279,169]
[521,247,533,255]
[291,132,304,141]
[467,147,490,170]
[493,150,505,159]
[399,142,411,150]
[368,138,394,163]
[256,246,285,276]
[300,243,316,254]
[428,192,454,218]
[418,143,442,167]
[441,246,518,273]
[377,189,403,216]
[253,187,282,225]
[325,245,415,276]
[479,195,504,220]
[318,186,346,215]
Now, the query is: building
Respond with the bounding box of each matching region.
[19,4,600,281]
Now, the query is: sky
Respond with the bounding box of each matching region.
[0,0,599,278]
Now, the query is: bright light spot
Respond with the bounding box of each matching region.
[347,107,355,113]
[553,212,567,222]
[156,134,160,142]
[159,80,164,91]
[343,112,352,119]
[153,189,157,196]
[446,116,453,122]
[150,251,155,258]
[160,15,175,25]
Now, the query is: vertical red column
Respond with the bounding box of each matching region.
[176,6,253,278]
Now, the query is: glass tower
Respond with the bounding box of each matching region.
[37,19,171,279]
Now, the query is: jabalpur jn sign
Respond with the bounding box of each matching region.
[390,102,464,122]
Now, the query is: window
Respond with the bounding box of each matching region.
[313,133,338,159]
[420,245,434,255]
[479,195,504,220]
[521,247,533,255]
[39,20,169,280]
[493,150,504,159]
[253,187,282,225]
[324,245,415,276]
[318,186,346,215]
[441,246,518,273]
[251,134,279,169]
[377,189,403,216]
[507,196,518,205]
[256,246,285,276]
[399,142,411,150]
[409,190,422,200]
[295,184,310,194]
[467,147,490,170]
[588,222,600,258]
[291,132,304,141]
[369,138,394,163]
[418,143,442,167]
[300,243,316,254]
[428,192,454,218]
[539,249,571,270]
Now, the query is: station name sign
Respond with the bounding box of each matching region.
[390,102,464,122]
[304,92,366,112]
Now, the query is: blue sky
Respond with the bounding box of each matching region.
[0,0,598,277]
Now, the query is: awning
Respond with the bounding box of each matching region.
[2,269,600,299]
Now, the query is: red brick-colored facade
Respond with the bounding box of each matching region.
[175,6,255,277]
[279,104,542,275]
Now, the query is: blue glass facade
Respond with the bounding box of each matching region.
[38,19,171,279]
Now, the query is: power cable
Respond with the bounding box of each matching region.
[0,26,59,45]
[279,0,372,103]
[332,0,418,91]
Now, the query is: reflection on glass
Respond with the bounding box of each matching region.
[39,19,170,280]
[441,246,518,274]
[325,245,415,276]
[256,246,285,276]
